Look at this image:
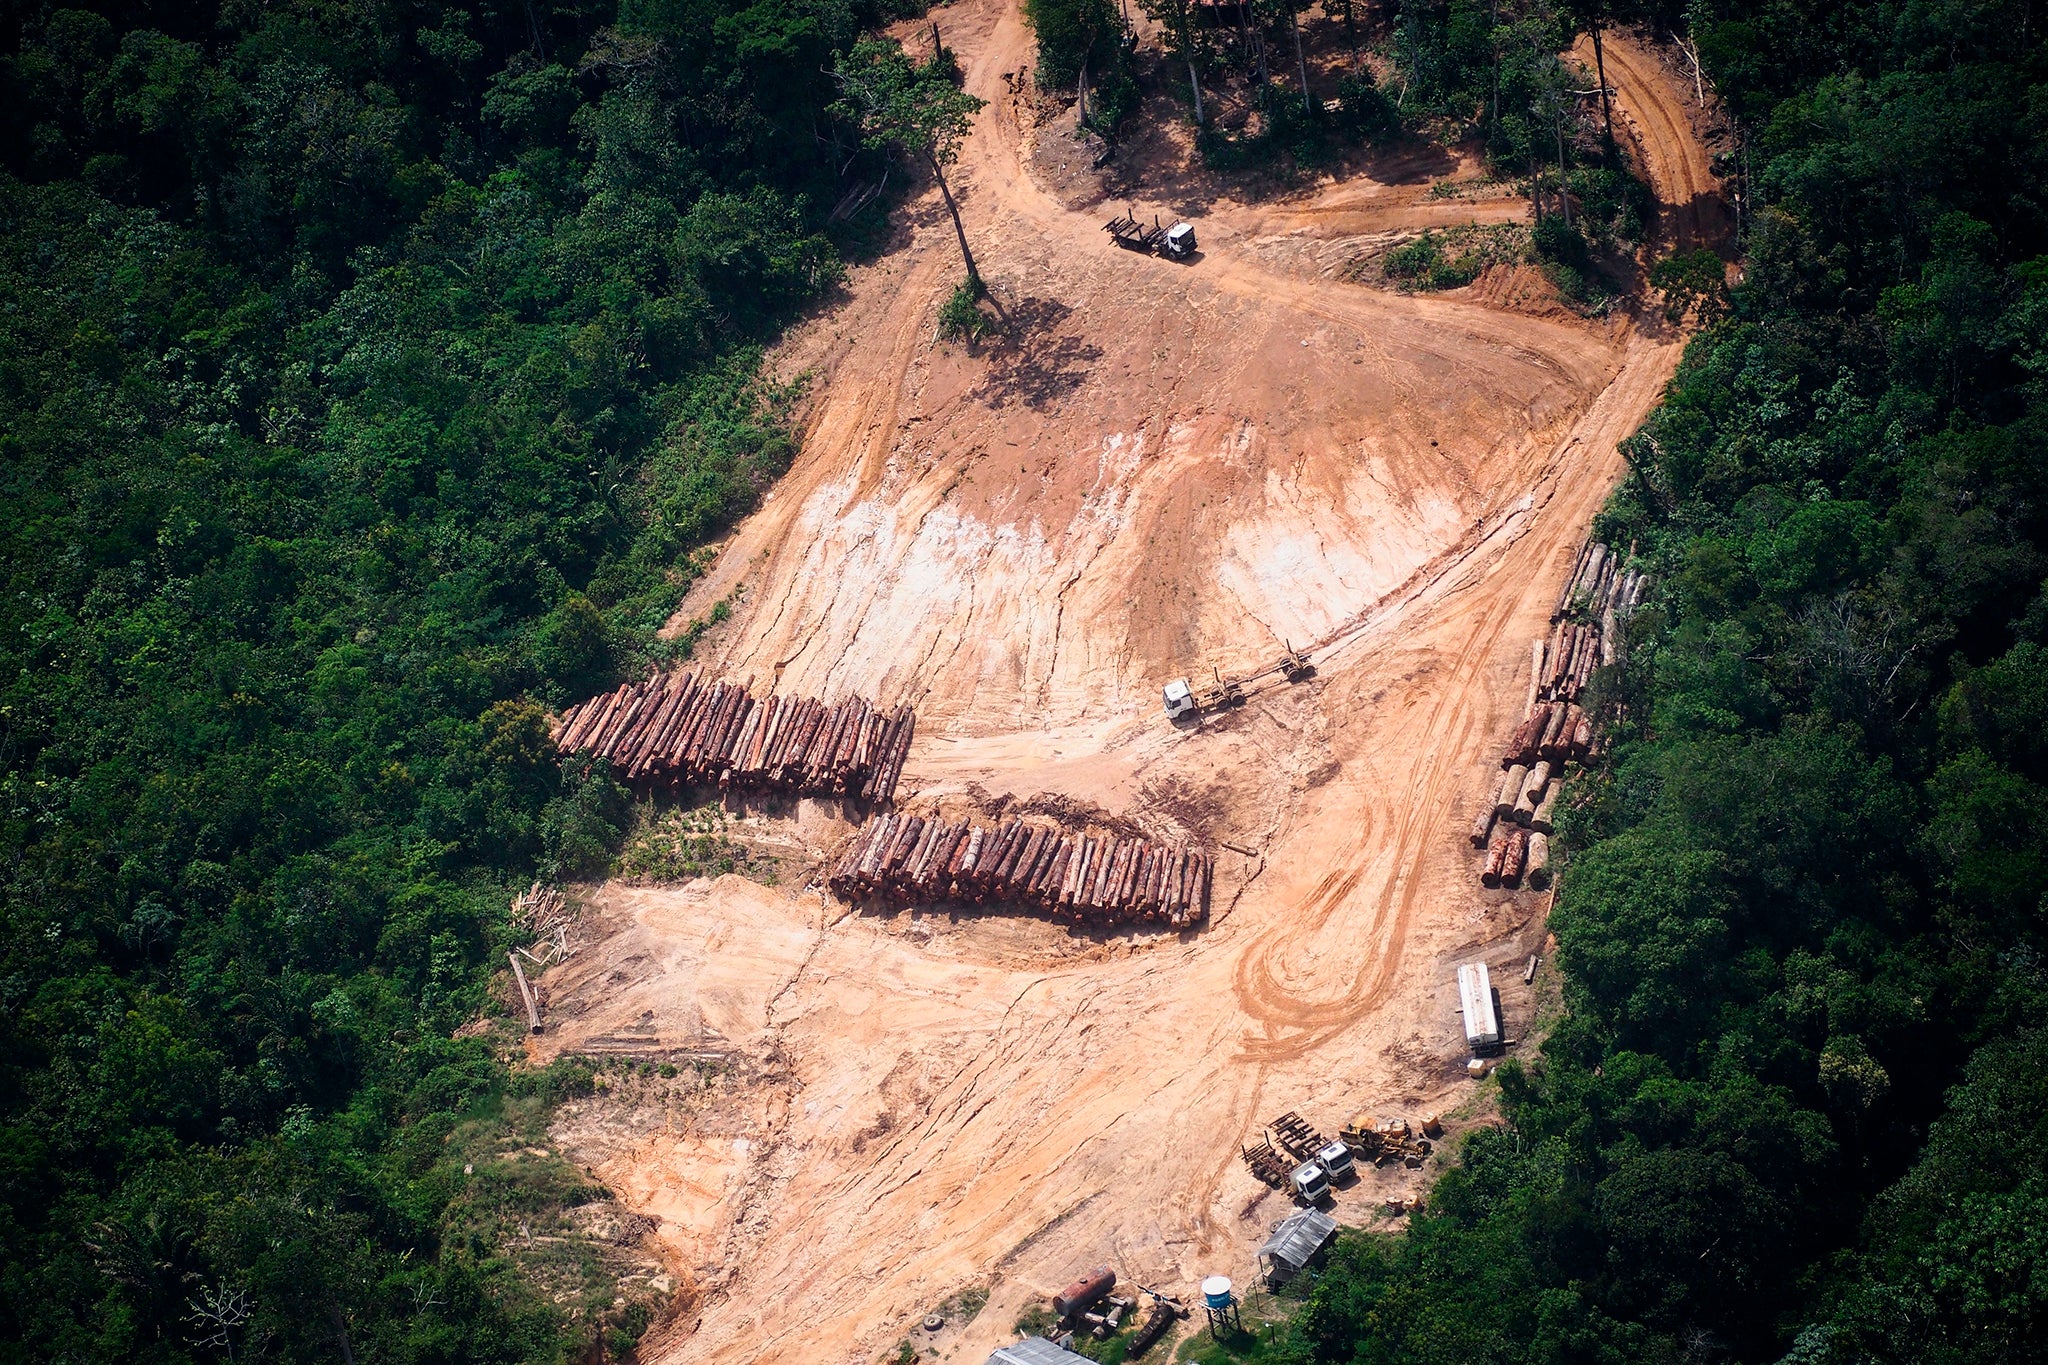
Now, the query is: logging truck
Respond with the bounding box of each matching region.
[1162,645,1313,721]
[1162,670,1243,721]
[1105,209,1198,259]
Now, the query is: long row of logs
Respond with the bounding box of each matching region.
[1535,541,1652,705]
[1476,539,1649,889]
[552,672,915,803]
[1475,693,1586,886]
[1501,698,1592,773]
[825,813,1212,928]
[1551,538,1652,627]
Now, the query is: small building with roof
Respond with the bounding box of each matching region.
[1258,1207,1340,1286]
[984,1336,1092,1365]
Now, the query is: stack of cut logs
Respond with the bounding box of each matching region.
[826,813,1211,928]
[1535,539,1651,705]
[1474,539,1649,890]
[552,672,915,803]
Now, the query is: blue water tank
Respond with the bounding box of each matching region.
[1202,1276,1235,1310]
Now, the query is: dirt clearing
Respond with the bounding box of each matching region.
[536,13,1712,1363]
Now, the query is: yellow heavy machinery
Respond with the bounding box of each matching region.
[1341,1114,1435,1168]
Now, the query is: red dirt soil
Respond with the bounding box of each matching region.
[534,14,1717,1363]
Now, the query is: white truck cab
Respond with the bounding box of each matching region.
[1290,1160,1330,1204]
[1316,1139,1355,1183]
[1163,677,1197,720]
[1164,222,1197,257]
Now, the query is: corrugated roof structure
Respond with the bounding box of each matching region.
[984,1336,1092,1365]
[1259,1207,1339,1276]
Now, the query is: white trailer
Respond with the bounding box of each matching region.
[1457,962,1502,1055]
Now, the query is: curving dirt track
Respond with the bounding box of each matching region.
[1575,29,1730,253]
[539,9,1714,1363]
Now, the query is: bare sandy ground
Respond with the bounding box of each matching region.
[534,15,1714,1363]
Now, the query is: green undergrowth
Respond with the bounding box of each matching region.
[1377,223,1532,291]
[616,802,776,883]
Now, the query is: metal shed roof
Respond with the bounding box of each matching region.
[1258,1207,1339,1269]
[985,1337,1092,1365]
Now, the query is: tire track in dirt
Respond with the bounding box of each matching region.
[1577,30,1725,252]
[1218,32,1711,1061]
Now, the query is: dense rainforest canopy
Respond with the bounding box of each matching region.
[0,0,900,1358]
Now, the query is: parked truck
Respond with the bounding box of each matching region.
[1289,1159,1331,1205]
[1104,209,1198,259]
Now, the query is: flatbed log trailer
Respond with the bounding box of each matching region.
[1268,1111,1329,1161]
[1241,1139,1291,1187]
[1105,209,1198,258]
[1163,643,1315,721]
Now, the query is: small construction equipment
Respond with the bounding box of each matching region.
[1267,1111,1330,1161]
[1340,1114,1434,1167]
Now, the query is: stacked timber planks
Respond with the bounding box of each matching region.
[825,814,1212,928]
[552,672,915,804]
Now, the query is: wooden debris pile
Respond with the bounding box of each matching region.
[1474,539,1649,889]
[507,881,576,1035]
[552,672,915,804]
[826,813,1212,927]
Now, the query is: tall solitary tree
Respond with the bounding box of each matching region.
[833,36,990,291]
[1139,0,1208,126]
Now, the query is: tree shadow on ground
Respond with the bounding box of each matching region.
[972,296,1103,411]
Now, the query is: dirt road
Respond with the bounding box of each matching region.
[540,13,1711,1363]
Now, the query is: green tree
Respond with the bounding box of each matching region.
[1138,0,1209,126]
[833,36,990,291]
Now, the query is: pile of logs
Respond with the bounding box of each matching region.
[1472,539,1650,889]
[1536,539,1651,705]
[1473,699,1576,890]
[825,813,1212,928]
[1476,826,1549,890]
[552,672,915,804]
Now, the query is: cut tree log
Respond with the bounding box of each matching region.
[1481,831,1511,887]
[1526,832,1552,889]
[1501,829,1530,888]
[508,952,543,1034]
[1513,761,1552,825]
[1496,764,1530,819]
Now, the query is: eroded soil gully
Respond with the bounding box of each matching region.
[539,12,1708,1363]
